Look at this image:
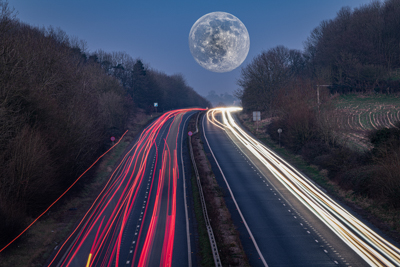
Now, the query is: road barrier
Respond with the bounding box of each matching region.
[188,112,221,267]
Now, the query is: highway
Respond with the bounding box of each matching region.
[47,109,202,267]
[202,107,400,267]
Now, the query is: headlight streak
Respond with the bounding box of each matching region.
[48,108,204,267]
[207,107,400,267]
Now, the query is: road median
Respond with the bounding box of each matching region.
[188,113,249,266]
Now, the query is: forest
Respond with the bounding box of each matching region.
[236,0,400,208]
[0,1,209,246]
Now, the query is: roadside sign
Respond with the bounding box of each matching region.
[253,111,261,121]
[110,136,116,142]
[154,102,158,107]
[188,131,193,136]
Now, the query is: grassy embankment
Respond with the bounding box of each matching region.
[237,95,400,244]
[0,111,156,267]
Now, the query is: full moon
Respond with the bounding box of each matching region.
[189,12,250,73]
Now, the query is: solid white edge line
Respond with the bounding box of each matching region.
[181,112,193,267]
[202,112,269,267]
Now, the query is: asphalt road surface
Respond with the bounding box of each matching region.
[201,108,400,267]
[47,109,202,267]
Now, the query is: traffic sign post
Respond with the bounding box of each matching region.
[154,102,158,113]
[253,111,261,132]
[277,128,282,147]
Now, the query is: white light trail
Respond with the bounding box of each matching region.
[207,107,400,267]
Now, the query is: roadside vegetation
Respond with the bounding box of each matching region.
[0,111,154,266]
[234,0,400,243]
[0,0,209,252]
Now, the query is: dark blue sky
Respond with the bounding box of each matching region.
[8,0,373,96]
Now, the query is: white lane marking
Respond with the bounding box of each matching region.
[202,114,268,267]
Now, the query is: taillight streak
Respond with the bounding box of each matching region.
[48,108,204,267]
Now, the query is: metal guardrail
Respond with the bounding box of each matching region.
[189,112,222,267]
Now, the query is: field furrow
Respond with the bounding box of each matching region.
[332,95,400,151]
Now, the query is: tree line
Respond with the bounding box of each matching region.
[304,0,400,94]
[236,0,400,208]
[93,50,210,112]
[0,1,209,246]
[237,0,400,114]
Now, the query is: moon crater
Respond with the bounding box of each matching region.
[189,12,250,73]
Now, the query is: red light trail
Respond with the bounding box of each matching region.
[47,108,204,267]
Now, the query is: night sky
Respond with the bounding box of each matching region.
[7,0,374,96]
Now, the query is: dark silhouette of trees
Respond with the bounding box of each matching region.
[149,71,210,110]
[304,0,400,93]
[90,51,210,112]
[131,59,148,106]
[0,3,135,243]
[236,45,307,115]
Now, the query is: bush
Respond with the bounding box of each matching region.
[300,140,331,164]
[368,123,400,158]
[336,165,377,196]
